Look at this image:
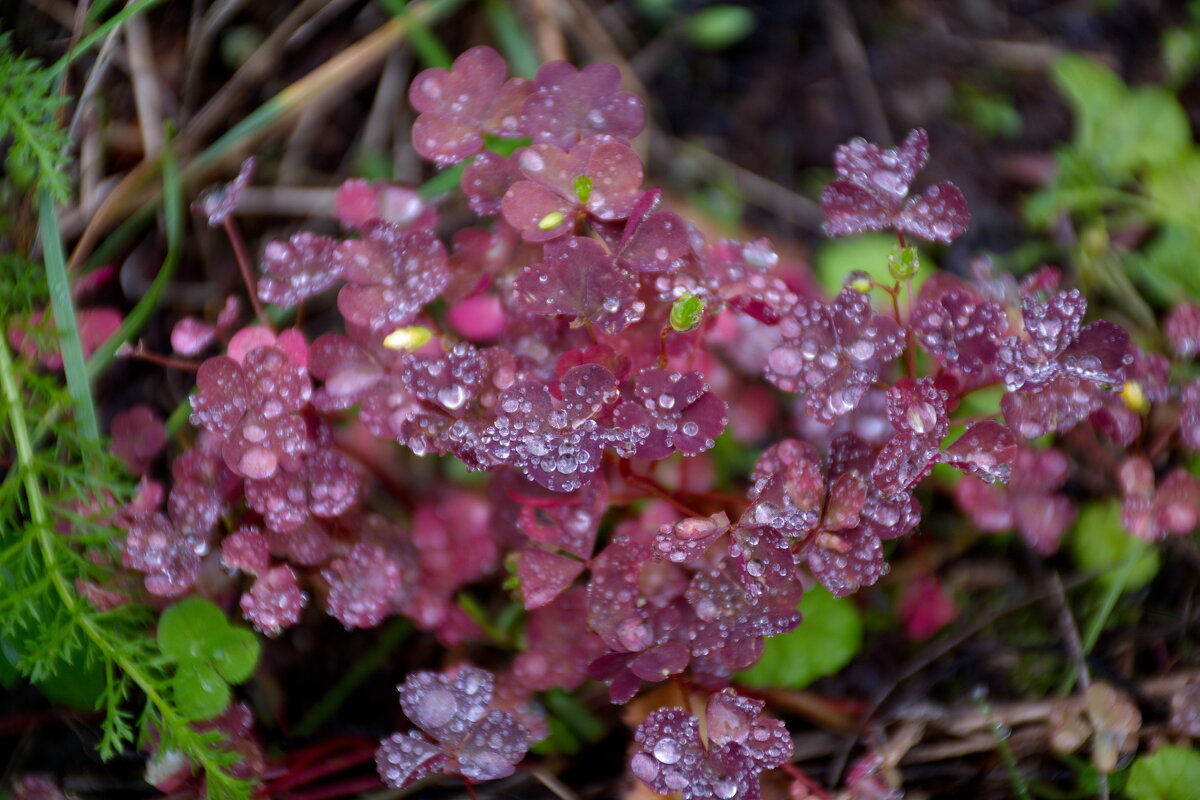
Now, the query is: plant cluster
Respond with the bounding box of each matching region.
[10,38,1200,800]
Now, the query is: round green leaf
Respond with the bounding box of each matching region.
[1127,746,1200,800]
[684,5,755,51]
[209,626,261,685]
[1068,501,1159,592]
[736,586,862,690]
[157,598,229,663]
[173,661,231,722]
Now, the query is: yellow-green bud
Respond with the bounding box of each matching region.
[382,325,434,351]
[538,211,566,231]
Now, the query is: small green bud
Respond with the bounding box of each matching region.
[573,175,593,204]
[670,292,707,333]
[888,245,920,281]
[538,211,566,231]
[846,271,873,294]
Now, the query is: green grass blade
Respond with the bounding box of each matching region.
[51,0,166,75]
[39,188,100,442]
[382,0,454,68]
[88,152,183,378]
[483,0,539,78]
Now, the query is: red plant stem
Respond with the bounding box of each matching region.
[658,325,670,369]
[1146,414,1180,461]
[464,779,479,800]
[128,346,200,371]
[279,775,383,800]
[781,762,834,800]
[259,744,377,797]
[222,216,270,330]
[889,282,915,380]
[614,456,703,517]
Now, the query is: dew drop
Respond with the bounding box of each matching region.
[653,739,681,764]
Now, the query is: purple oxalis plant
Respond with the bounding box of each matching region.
[93,41,1200,800]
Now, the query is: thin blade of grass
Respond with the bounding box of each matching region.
[483,0,540,78]
[70,0,468,270]
[87,151,183,378]
[39,188,99,442]
[381,0,454,69]
[51,0,167,76]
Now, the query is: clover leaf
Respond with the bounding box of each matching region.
[157,598,260,721]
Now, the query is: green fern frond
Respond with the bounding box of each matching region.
[0,334,254,800]
[0,33,72,203]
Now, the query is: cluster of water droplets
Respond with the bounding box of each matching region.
[517,60,645,149]
[257,231,340,307]
[631,692,793,800]
[912,287,1008,371]
[334,223,450,335]
[376,667,531,789]
[239,565,307,637]
[766,289,902,423]
[653,512,730,564]
[407,46,530,166]
[482,369,647,492]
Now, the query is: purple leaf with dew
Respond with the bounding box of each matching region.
[872,377,949,496]
[194,157,254,227]
[501,137,644,241]
[221,526,269,575]
[408,46,529,165]
[942,420,1017,484]
[322,543,402,628]
[461,151,520,217]
[653,511,730,564]
[614,368,728,460]
[1166,302,1200,358]
[765,288,902,423]
[896,182,970,243]
[630,708,705,796]
[519,60,644,148]
[375,733,449,790]
[514,236,643,334]
[240,565,307,637]
[257,232,340,307]
[334,222,449,335]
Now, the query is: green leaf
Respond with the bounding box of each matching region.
[157,598,229,663]
[208,627,260,685]
[1146,154,1200,228]
[1051,54,1191,178]
[684,5,756,50]
[1068,501,1159,592]
[736,586,862,690]
[1127,746,1200,800]
[173,661,232,722]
